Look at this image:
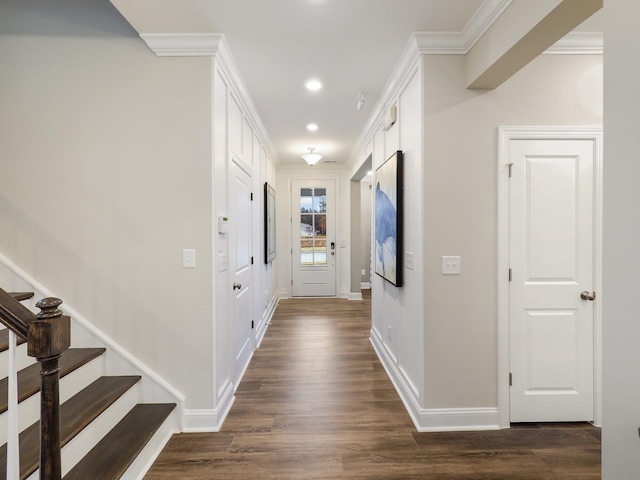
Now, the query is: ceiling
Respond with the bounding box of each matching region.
[109,0,601,167]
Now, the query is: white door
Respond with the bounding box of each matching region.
[230,159,253,388]
[509,138,596,422]
[291,180,336,296]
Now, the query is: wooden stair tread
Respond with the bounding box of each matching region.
[0,375,142,479]
[64,403,176,480]
[0,348,106,414]
[0,328,27,352]
[8,292,34,302]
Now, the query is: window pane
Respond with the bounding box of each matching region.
[315,214,326,236]
[313,193,327,213]
[300,195,312,213]
[300,214,313,237]
[299,187,329,266]
[314,245,327,265]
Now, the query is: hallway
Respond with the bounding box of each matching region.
[145,295,601,479]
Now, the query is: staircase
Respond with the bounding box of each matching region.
[0,290,178,479]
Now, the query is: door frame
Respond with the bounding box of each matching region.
[496,126,603,428]
[228,149,255,388]
[284,171,341,298]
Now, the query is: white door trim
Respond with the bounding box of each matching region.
[497,126,603,428]
[283,170,342,298]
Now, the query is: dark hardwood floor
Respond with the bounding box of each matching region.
[145,292,601,479]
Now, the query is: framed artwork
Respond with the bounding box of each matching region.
[374,151,403,287]
[264,182,276,264]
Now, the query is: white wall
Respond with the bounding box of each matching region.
[421,53,602,411]
[0,1,279,430]
[602,0,640,476]
[0,0,215,409]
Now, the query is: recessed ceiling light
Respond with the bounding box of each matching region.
[307,123,318,132]
[305,79,322,91]
[367,170,373,176]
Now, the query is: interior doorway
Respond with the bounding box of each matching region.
[349,154,374,300]
[497,126,603,427]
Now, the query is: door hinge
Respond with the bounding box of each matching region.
[251,256,254,265]
[509,372,513,386]
[508,163,513,177]
[291,279,293,286]
[251,320,254,329]
[509,268,512,282]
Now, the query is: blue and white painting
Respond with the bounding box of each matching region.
[375,151,403,286]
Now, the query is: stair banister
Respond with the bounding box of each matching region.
[0,288,70,480]
[30,298,71,480]
[0,288,31,339]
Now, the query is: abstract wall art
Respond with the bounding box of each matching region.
[374,150,403,287]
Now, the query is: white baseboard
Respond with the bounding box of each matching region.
[278,288,289,299]
[256,291,278,348]
[361,282,371,289]
[370,329,500,432]
[183,381,235,432]
[348,292,363,301]
[413,407,501,432]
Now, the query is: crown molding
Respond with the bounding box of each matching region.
[140,33,224,56]
[545,32,603,54]
[462,0,514,51]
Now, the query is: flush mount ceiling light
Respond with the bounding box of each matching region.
[306,123,319,132]
[302,147,322,166]
[305,79,322,91]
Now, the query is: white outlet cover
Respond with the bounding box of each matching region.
[442,256,461,275]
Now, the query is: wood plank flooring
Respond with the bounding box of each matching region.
[145,293,601,479]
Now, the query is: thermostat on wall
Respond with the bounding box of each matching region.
[218,216,229,234]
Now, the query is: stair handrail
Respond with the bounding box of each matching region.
[0,287,33,338]
[0,287,70,480]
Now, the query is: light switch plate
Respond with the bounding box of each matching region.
[183,249,196,268]
[442,256,461,274]
[405,251,414,270]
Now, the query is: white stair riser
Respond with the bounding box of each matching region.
[0,357,103,445]
[25,384,140,480]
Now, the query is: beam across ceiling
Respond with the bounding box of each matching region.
[466,0,602,89]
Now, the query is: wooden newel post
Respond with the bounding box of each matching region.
[28,298,71,480]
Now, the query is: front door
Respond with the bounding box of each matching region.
[230,158,253,388]
[291,180,336,296]
[509,137,596,422]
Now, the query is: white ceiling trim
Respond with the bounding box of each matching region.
[544,32,603,54]
[461,0,514,52]
[140,33,224,56]
[141,27,601,60]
